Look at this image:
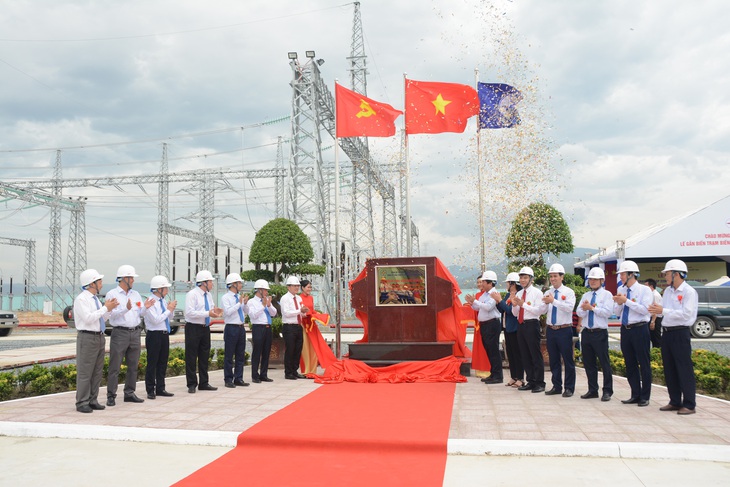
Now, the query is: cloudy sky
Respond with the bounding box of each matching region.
[1,0,729,295]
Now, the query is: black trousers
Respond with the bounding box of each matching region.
[224,324,247,383]
[661,326,696,409]
[546,326,576,391]
[517,319,544,387]
[480,319,503,380]
[581,328,613,395]
[251,324,272,380]
[185,322,211,388]
[282,323,304,376]
[504,331,524,382]
[620,323,652,401]
[145,330,170,394]
[650,316,663,348]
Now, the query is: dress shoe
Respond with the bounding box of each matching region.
[621,397,639,404]
[660,404,681,412]
[677,407,696,415]
[157,390,174,397]
[147,393,156,400]
[580,391,599,399]
[225,382,236,388]
[484,378,503,384]
[261,378,273,382]
[601,393,612,402]
[124,394,144,403]
[296,373,307,379]
[76,405,93,413]
[199,384,218,391]
[544,387,562,396]
[480,377,491,383]
[89,402,105,410]
[517,383,534,391]
[252,378,261,384]
[562,390,573,398]
[531,386,545,393]
[638,399,650,407]
[233,380,249,387]
[285,375,298,380]
[188,386,196,393]
[106,397,116,407]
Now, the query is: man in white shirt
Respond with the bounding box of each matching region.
[576,267,614,401]
[649,259,698,415]
[184,270,223,393]
[540,264,577,397]
[511,266,546,393]
[105,265,146,406]
[73,269,118,413]
[249,279,278,383]
[221,273,250,388]
[465,270,503,384]
[143,275,177,400]
[613,260,653,407]
[280,276,310,380]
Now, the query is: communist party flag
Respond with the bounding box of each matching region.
[405,79,480,134]
[335,83,403,138]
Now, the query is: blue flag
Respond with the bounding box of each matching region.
[477,83,522,129]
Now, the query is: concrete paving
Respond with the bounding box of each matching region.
[0,332,729,486]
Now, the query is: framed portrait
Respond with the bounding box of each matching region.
[375,264,427,306]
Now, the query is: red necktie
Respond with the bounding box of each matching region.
[518,290,526,324]
[293,296,302,324]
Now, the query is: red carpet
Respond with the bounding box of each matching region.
[173,382,456,487]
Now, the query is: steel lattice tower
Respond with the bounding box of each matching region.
[47,151,65,310]
[0,237,36,310]
[275,136,286,218]
[156,143,170,278]
[65,198,87,296]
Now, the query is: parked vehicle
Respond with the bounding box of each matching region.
[0,310,19,337]
[692,286,730,338]
[62,305,183,335]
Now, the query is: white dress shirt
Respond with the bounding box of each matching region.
[471,291,501,322]
[184,286,214,325]
[145,296,172,331]
[576,288,613,329]
[614,281,652,324]
[651,289,663,318]
[73,290,111,332]
[221,291,248,324]
[541,284,576,325]
[279,291,306,324]
[248,295,278,325]
[106,286,144,328]
[661,281,698,328]
[511,285,545,321]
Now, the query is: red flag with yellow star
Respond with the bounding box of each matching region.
[405,79,479,134]
[335,83,403,138]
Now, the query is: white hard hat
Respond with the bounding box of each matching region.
[195,270,214,282]
[617,260,640,274]
[254,279,270,290]
[505,272,520,283]
[548,263,565,275]
[116,264,139,278]
[518,266,534,277]
[150,275,172,290]
[80,269,104,287]
[285,276,301,286]
[225,273,243,285]
[662,259,688,274]
[586,267,605,280]
[479,271,498,282]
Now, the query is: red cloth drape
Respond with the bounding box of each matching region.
[314,356,467,384]
[464,292,490,374]
[299,293,337,372]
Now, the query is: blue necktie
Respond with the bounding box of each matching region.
[588,292,596,328]
[236,295,245,322]
[551,289,559,324]
[203,293,210,326]
[160,298,170,333]
[263,303,272,325]
[94,296,105,332]
[621,288,631,326]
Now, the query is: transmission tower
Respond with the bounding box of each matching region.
[155,143,170,278]
[47,150,65,310]
[275,136,286,218]
[0,237,36,310]
[65,197,88,297]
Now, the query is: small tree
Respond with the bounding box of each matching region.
[505,202,574,284]
[245,218,325,284]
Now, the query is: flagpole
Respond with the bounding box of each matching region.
[334,81,342,359]
[475,68,485,272]
[404,73,412,257]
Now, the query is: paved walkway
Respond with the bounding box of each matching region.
[1,335,729,486]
